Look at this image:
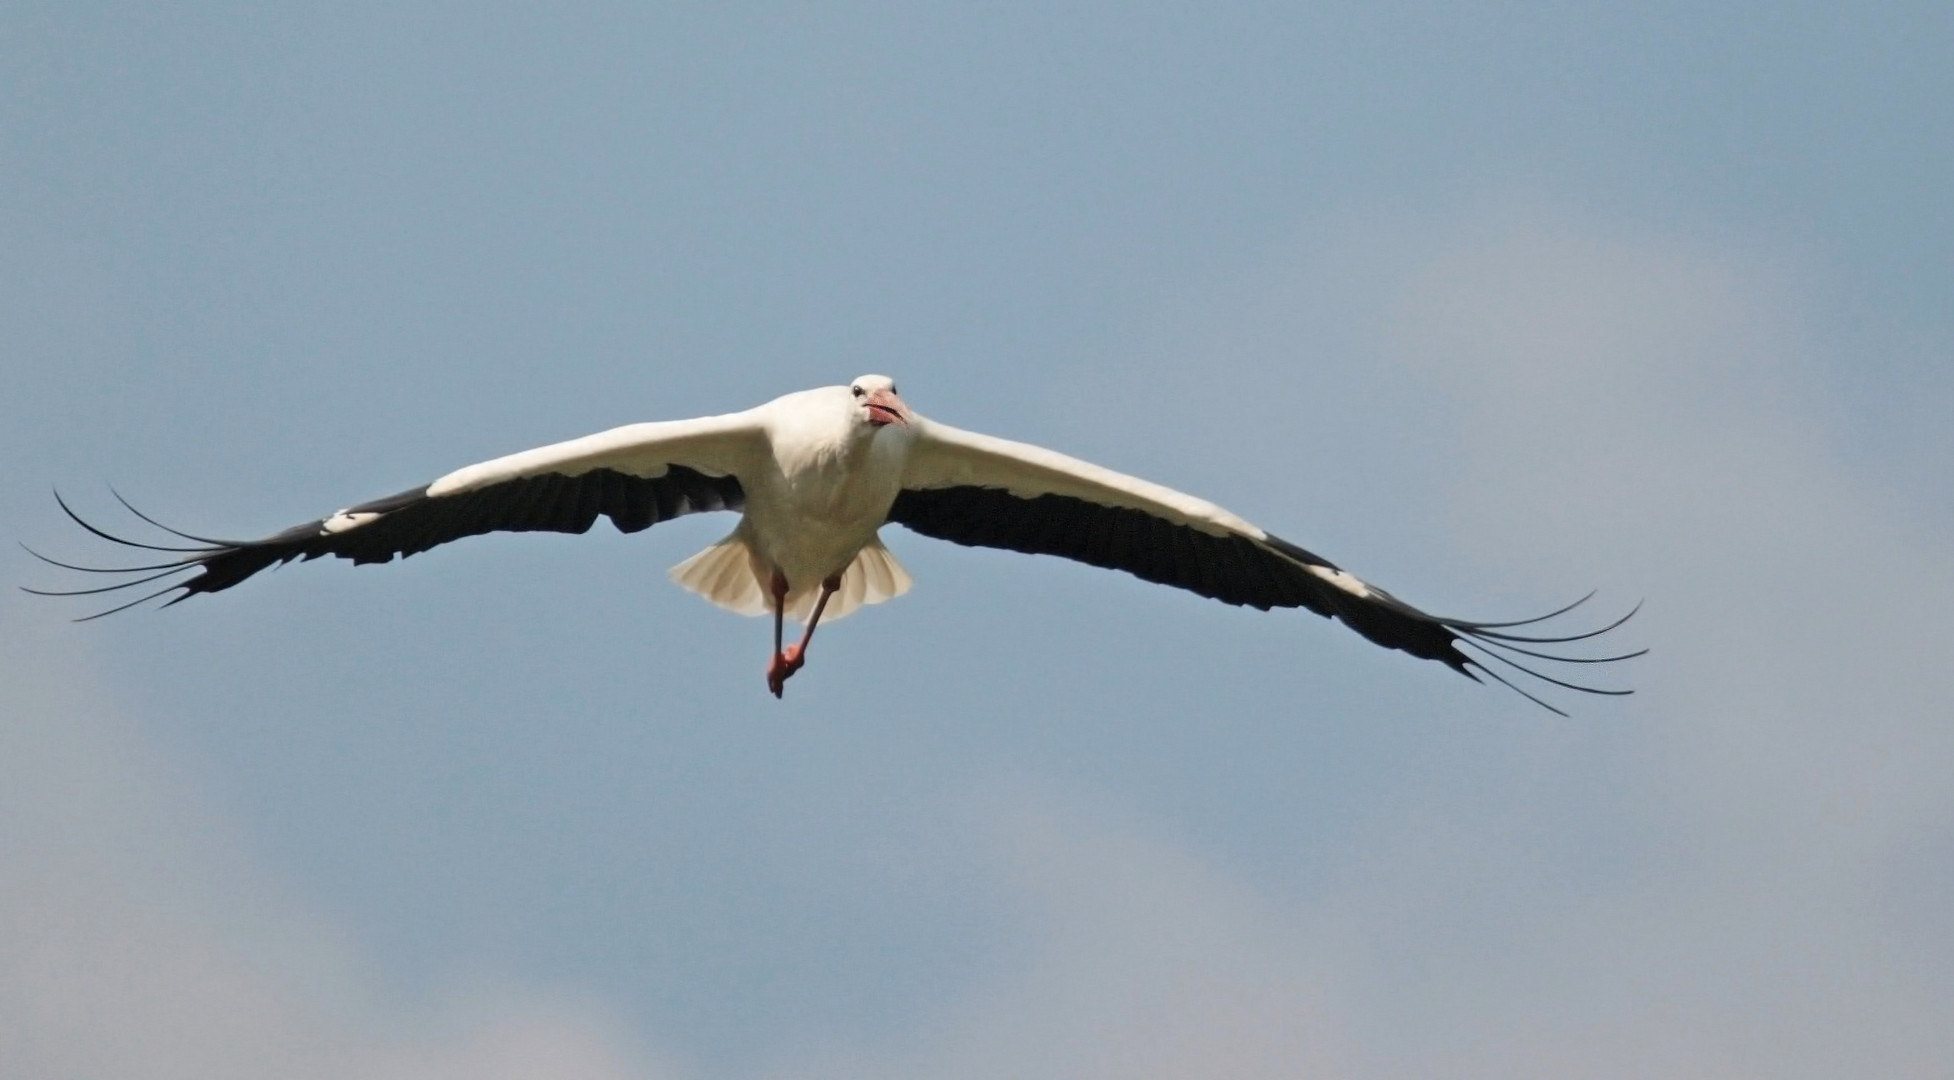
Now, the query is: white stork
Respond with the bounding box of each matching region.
[30,375,1639,709]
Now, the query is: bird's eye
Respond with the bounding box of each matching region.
[889,385,897,395]
[851,386,864,397]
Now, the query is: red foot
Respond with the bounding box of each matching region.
[765,645,806,699]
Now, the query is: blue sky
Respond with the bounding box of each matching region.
[4,5,1951,1077]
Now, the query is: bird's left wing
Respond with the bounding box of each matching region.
[31,410,767,614]
[890,417,1640,713]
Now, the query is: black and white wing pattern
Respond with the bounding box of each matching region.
[890,418,1641,714]
[29,412,765,616]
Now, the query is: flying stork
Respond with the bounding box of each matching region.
[29,376,1640,709]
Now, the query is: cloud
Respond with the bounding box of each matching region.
[772,794,1351,1080]
[0,600,677,1080]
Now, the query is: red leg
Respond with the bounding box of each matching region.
[765,570,792,698]
[772,573,842,695]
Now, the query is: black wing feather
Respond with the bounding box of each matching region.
[30,467,744,612]
[887,485,1638,714]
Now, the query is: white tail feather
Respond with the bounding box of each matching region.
[798,538,911,623]
[669,533,912,624]
[668,533,768,616]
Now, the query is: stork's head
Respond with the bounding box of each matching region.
[849,375,910,428]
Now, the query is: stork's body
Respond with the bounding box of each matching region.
[709,382,916,695]
[737,383,912,606]
[32,376,1640,711]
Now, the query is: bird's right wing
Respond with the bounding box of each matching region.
[891,416,1642,714]
[29,410,768,614]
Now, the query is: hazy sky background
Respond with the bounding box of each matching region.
[4,5,1951,1078]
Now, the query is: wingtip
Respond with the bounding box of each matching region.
[1440,593,1643,715]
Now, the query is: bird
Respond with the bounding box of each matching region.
[28,375,1640,708]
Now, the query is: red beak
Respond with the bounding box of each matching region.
[864,389,909,427]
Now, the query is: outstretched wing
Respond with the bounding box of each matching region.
[890,417,1641,714]
[29,411,765,616]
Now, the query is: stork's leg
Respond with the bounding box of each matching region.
[769,573,842,696]
[766,570,792,698]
